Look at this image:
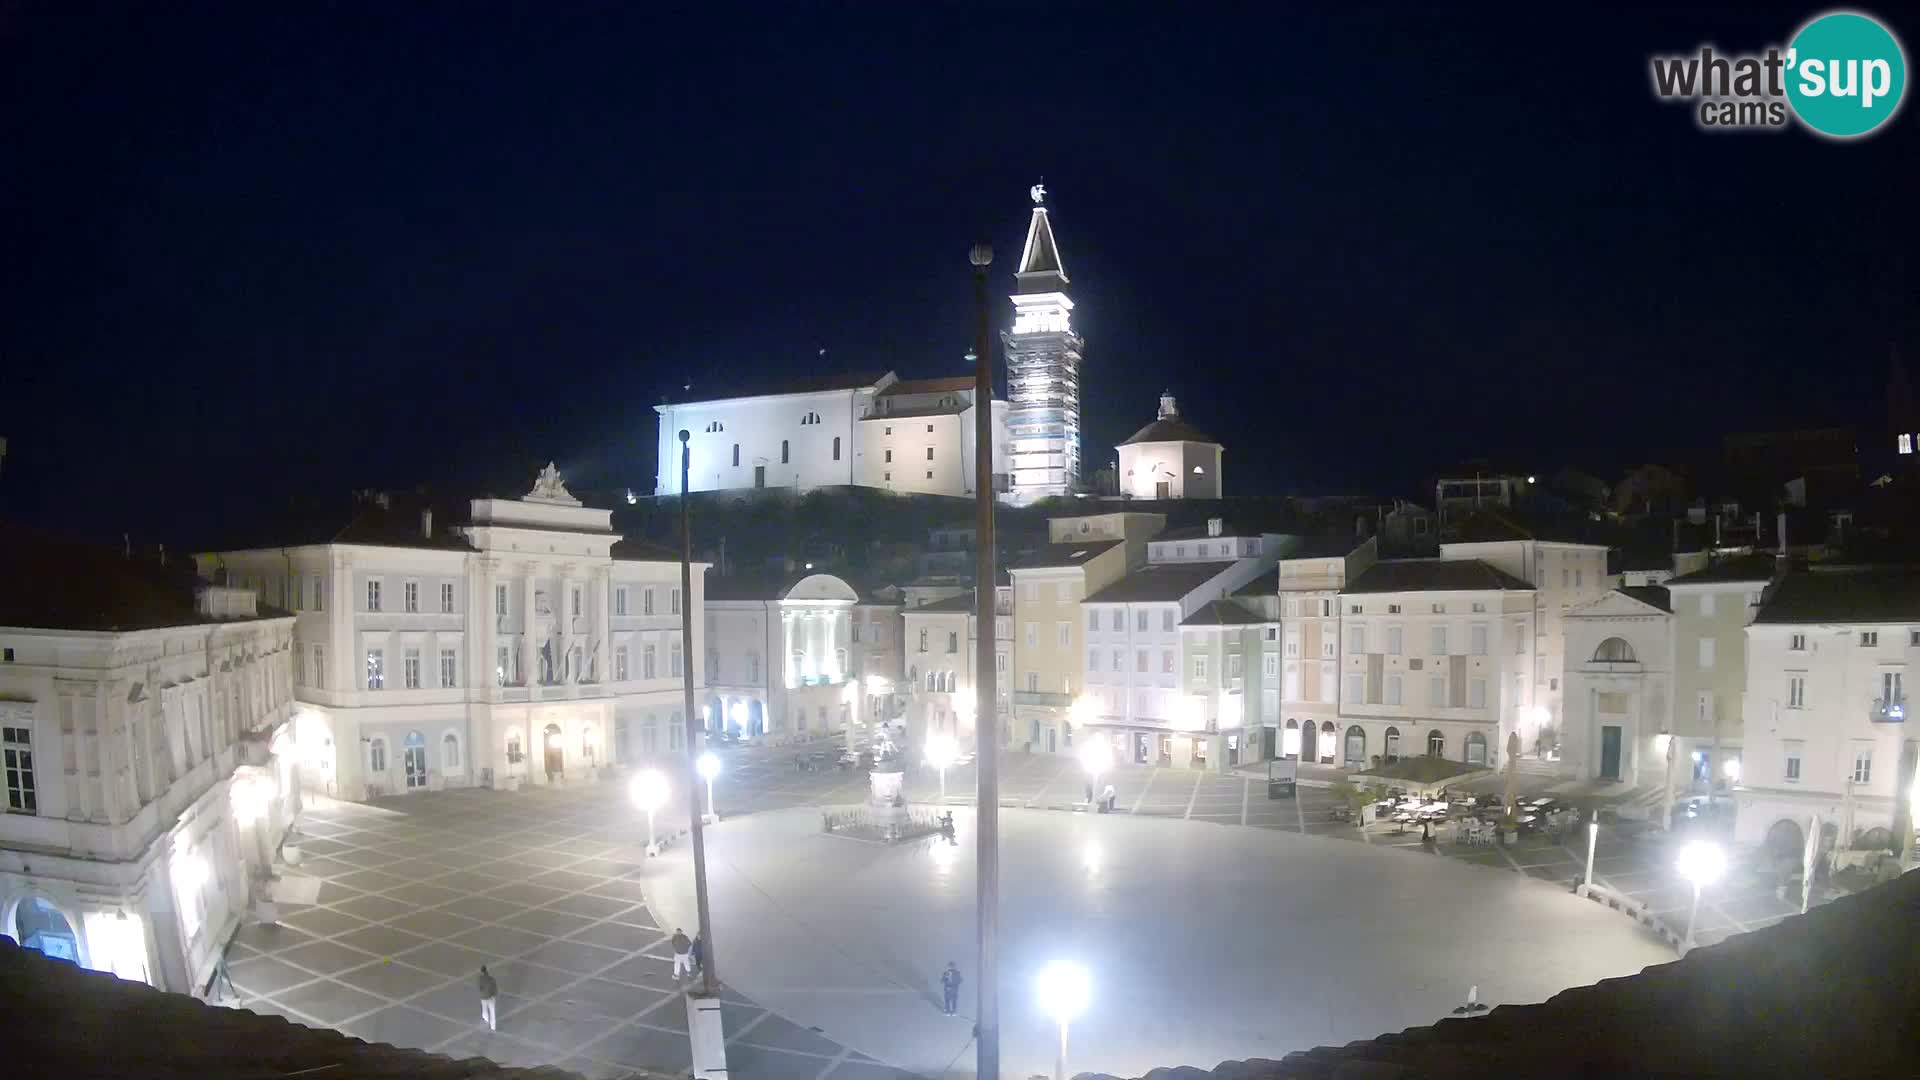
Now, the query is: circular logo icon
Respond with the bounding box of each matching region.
[1786,11,1907,138]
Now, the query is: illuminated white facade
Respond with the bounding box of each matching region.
[1117,393,1223,500]
[654,372,1008,499]
[902,588,1013,754]
[0,574,299,999]
[201,467,705,801]
[1003,183,1086,504]
[704,573,880,741]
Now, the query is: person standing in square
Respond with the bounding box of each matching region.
[939,962,962,1015]
[477,965,498,1030]
[672,928,694,979]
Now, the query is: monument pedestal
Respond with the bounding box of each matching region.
[869,770,909,838]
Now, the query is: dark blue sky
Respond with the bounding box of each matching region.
[2,2,1913,543]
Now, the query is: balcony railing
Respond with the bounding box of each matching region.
[1013,690,1073,708]
[1871,696,1908,724]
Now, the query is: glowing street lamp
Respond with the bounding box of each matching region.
[697,752,722,824]
[1036,961,1091,1080]
[1676,840,1727,951]
[925,732,960,800]
[1077,728,1113,808]
[629,769,670,857]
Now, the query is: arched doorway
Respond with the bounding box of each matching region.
[1465,731,1488,766]
[1764,818,1805,867]
[1296,720,1315,762]
[13,896,80,963]
[1320,722,1337,764]
[403,731,428,790]
[1426,729,1445,757]
[749,700,765,736]
[542,723,564,780]
[1344,725,1366,767]
[1384,726,1402,762]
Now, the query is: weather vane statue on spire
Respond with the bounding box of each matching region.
[1030,179,1047,205]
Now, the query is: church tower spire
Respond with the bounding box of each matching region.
[1003,180,1085,504]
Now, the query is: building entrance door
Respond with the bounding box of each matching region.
[1299,721,1317,763]
[754,465,766,488]
[1262,727,1277,759]
[403,731,428,789]
[1155,481,1170,498]
[1135,733,1151,764]
[1600,725,1623,781]
[543,723,564,780]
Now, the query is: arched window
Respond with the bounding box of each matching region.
[369,737,388,773]
[781,439,790,464]
[1465,731,1488,766]
[1426,730,1445,758]
[443,732,461,770]
[1344,725,1366,766]
[1384,726,1402,762]
[1593,637,1637,663]
[1319,721,1337,763]
[732,444,740,467]
[832,436,841,461]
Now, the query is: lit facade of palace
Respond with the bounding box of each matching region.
[1003,183,1086,503]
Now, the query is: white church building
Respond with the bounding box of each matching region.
[653,371,1009,500]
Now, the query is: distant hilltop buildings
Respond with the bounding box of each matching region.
[654,184,1224,505]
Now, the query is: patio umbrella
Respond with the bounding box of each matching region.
[1801,811,1821,915]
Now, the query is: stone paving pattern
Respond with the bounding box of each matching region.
[231,786,912,1079]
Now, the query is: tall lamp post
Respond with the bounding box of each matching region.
[1036,962,1090,1080]
[677,429,719,998]
[1077,723,1112,808]
[697,751,722,824]
[969,239,1001,1080]
[1676,840,1726,953]
[925,732,960,801]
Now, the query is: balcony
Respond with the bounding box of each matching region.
[1013,690,1073,708]
[1871,696,1908,724]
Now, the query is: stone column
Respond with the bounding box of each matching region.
[594,567,612,685]
[331,551,355,700]
[554,564,576,684]
[476,557,498,690]
[521,566,539,687]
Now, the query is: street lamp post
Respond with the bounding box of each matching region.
[1077,725,1112,809]
[697,751,722,824]
[629,770,669,857]
[678,429,720,999]
[1036,962,1090,1080]
[925,732,959,800]
[1676,840,1726,952]
[1582,810,1598,890]
[969,239,1001,1080]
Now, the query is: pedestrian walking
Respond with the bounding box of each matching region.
[939,961,962,1015]
[690,933,705,976]
[671,928,694,979]
[1103,784,1117,813]
[210,940,239,1002]
[477,965,498,1030]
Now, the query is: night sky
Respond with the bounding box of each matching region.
[3,3,1914,545]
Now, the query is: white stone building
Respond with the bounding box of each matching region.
[1662,554,1780,801]
[1734,568,1919,856]
[652,371,1009,499]
[1116,393,1223,500]
[1,529,299,998]
[1003,183,1086,503]
[1079,523,1282,770]
[1561,586,1673,788]
[703,572,885,741]
[1274,538,1377,763]
[200,467,705,801]
[1333,559,1537,770]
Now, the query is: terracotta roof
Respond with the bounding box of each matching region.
[1085,561,1239,603]
[1009,540,1122,570]
[1752,566,1920,625]
[1078,870,1920,1080]
[1119,415,1219,447]
[0,524,284,632]
[1664,553,1781,585]
[1343,559,1534,594]
[0,936,576,1080]
[1181,598,1271,626]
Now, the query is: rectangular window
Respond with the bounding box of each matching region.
[1386,626,1403,655]
[671,640,683,677]
[1787,675,1806,709]
[293,647,305,686]
[1386,674,1403,705]
[1162,610,1175,632]
[404,648,421,689]
[312,575,326,611]
[1320,630,1337,658]
[948,631,960,654]
[1471,602,1486,613]
[495,584,508,616]
[1387,604,1402,615]
[1027,672,1039,692]
[641,588,654,616]
[1109,610,1122,631]
[885,449,893,463]
[926,446,934,461]
[1193,655,1209,680]
[1469,677,1487,708]
[1057,622,1071,648]
[571,588,582,617]
[1789,633,1806,651]
[1262,653,1278,677]
[1575,569,1583,588]
[1088,610,1099,631]
[671,588,681,615]
[366,579,382,612]
[1700,592,1716,617]
[1136,610,1149,632]
[1429,674,1446,706]
[405,581,419,613]
[1852,746,1872,784]
[2,725,36,814]
[1347,626,1365,655]
[1349,604,1362,615]
[1430,603,1445,614]
[313,645,325,689]
[615,646,629,682]
[1861,631,1879,647]
[1130,648,1144,673]
[1344,672,1365,704]
[497,645,510,686]
[1025,623,1037,647]
[616,588,629,616]
[1430,625,1447,655]
[1055,582,1071,602]
[1699,639,1716,668]
[1513,623,1525,655]
[1535,654,1546,684]
[1284,633,1300,658]
[996,652,1007,674]
[366,649,385,690]
[644,645,658,679]
[1228,653,1243,681]
[439,649,457,688]
[1471,625,1488,655]
[1282,662,1300,700]
[1161,649,1174,674]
